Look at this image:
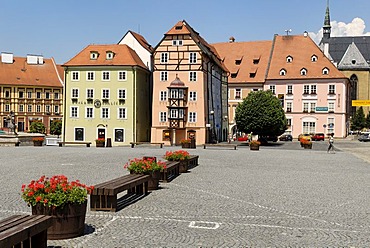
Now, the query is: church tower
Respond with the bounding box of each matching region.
[323,0,331,40]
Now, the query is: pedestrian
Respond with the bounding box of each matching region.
[327,133,335,153]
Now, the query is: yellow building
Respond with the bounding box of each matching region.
[63,44,151,146]
[0,53,63,133]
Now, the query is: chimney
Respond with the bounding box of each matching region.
[303,31,308,37]
[1,52,13,64]
[229,36,235,43]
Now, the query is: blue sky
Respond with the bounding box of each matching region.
[1,0,370,64]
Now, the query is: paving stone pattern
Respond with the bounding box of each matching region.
[0,141,370,247]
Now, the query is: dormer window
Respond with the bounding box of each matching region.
[311,55,318,62]
[300,68,307,76]
[322,67,329,75]
[286,56,293,63]
[280,69,286,76]
[235,59,242,65]
[90,52,99,60]
[106,51,114,60]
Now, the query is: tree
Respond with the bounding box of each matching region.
[366,112,370,129]
[29,121,45,134]
[50,120,62,137]
[235,90,287,138]
[351,107,366,131]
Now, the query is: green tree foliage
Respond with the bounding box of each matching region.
[29,121,46,134]
[366,112,370,129]
[235,90,287,137]
[50,120,62,137]
[351,107,366,130]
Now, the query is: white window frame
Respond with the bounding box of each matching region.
[189,71,197,82]
[45,105,51,113]
[160,52,169,64]
[303,102,309,113]
[303,85,310,94]
[102,89,110,99]
[114,128,125,142]
[189,52,197,63]
[71,88,79,98]
[54,105,59,114]
[86,107,94,118]
[71,71,79,81]
[328,102,335,112]
[36,105,41,113]
[235,88,241,99]
[310,102,316,113]
[118,107,127,119]
[70,106,78,118]
[269,85,276,94]
[280,69,286,76]
[19,104,24,112]
[118,89,126,100]
[310,85,317,94]
[286,102,292,112]
[189,91,197,101]
[86,71,95,81]
[303,121,316,134]
[323,68,329,75]
[189,112,197,123]
[27,91,32,99]
[101,107,109,119]
[329,85,335,94]
[311,55,318,62]
[160,71,168,81]
[102,71,110,81]
[118,71,127,81]
[286,56,293,63]
[28,105,32,112]
[327,117,335,134]
[86,88,94,99]
[160,91,167,101]
[5,104,10,112]
[159,112,167,122]
[300,68,307,76]
[287,85,293,94]
[172,40,183,46]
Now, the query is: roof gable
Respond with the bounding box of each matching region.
[338,42,370,69]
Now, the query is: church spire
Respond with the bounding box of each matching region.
[323,0,331,39]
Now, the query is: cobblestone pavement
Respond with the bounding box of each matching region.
[0,140,370,247]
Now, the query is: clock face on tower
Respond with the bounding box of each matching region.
[94,99,101,108]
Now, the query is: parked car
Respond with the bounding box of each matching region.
[259,135,278,143]
[298,133,311,141]
[311,133,325,141]
[279,134,293,141]
[237,136,248,142]
[358,134,370,142]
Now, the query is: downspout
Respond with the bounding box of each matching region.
[133,66,136,142]
[62,67,67,142]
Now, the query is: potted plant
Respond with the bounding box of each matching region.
[164,150,191,173]
[180,139,191,148]
[21,175,94,240]
[124,157,166,190]
[32,137,44,146]
[300,139,312,149]
[95,138,105,147]
[249,140,261,151]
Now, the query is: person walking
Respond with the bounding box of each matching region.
[327,133,335,153]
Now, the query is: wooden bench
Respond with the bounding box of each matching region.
[130,142,164,148]
[160,161,180,183]
[0,215,53,248]
[90,174,151,212]
[203,143,237,150]
[58,141,91,147]
[187,155,199,170]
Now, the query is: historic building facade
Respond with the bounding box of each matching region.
[63,44,151,146]
[0,53,63,134]
[151,20,228,145]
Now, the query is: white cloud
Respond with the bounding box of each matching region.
[309,17,370,43]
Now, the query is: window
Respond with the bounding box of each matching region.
[71,106,78,118]
[286,56,293,63]
[54,105,59,114]
[54,92,59,99]
[36,92,41,99]
[170,109,184,118]
[118,108,126,119]
[74,128,84,141]
[86,107,93,118]
[101,107,109,119]
[286,102,292,112]
[310,85,317,94]
[287,118,292,127]
[303,85,310,94]
[19,104,24,112]
[5,104,10,112]
[160,71,168,81]
[27,91,32,99]
[303,122,316,134]
[189,52,197,63]
[28,105,32,112]
[5,90,10,98]
[310,103,316,112]
[106,52,114,60]
[46,105,51,113]
[45,92,50,99]
[102,89,110,99]
[269,85,275,94]
[235,89,241,99]
[102,71,110,81]
[118,71,127,81]
[90,52,98,60]
[160,91,167,101]
[118,89,126,99]
[303,102,309,112]
[36,105,41,112]
[72,88,79,98]
[87,89,94,99]
[115,129,124,142]
[87,72,95,81]
[189,71,197,81]
[189,91,197,101]
[160,112,167,122]
[311,55,318,62]
[287,85,293,94]
[322,68,329,75]
[300,68,307,76]
[189,112,197,123]
[280,69,286,76]
[19,91,24,98]
[160,53,168,63]
[329,85,335,94]
[328,102,335,112]
[72,71,79,81]
[327,118,334,134]
[172,40,183,46]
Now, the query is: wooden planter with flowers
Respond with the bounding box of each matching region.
[249,140,261,151]
[124,157,166,191]
[32,137,44,146]
[164,150,191,173]
[21,175,94,240]
[300,139,312,149]
[180,139,191,148]
[95,138,105,147]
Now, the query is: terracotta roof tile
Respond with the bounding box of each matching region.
[0,56,63,87]
[267,35,346,79]
[63,44,147,69]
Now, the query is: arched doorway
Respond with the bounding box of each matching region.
[350,74,358,117]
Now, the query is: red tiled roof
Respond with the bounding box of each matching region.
[212,40,272,83]
[0,56,63,87]
[267,35,346,80]
[63,44,147,69]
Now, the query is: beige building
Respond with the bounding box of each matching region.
[0,53,63,134]
[151,20,228,145]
